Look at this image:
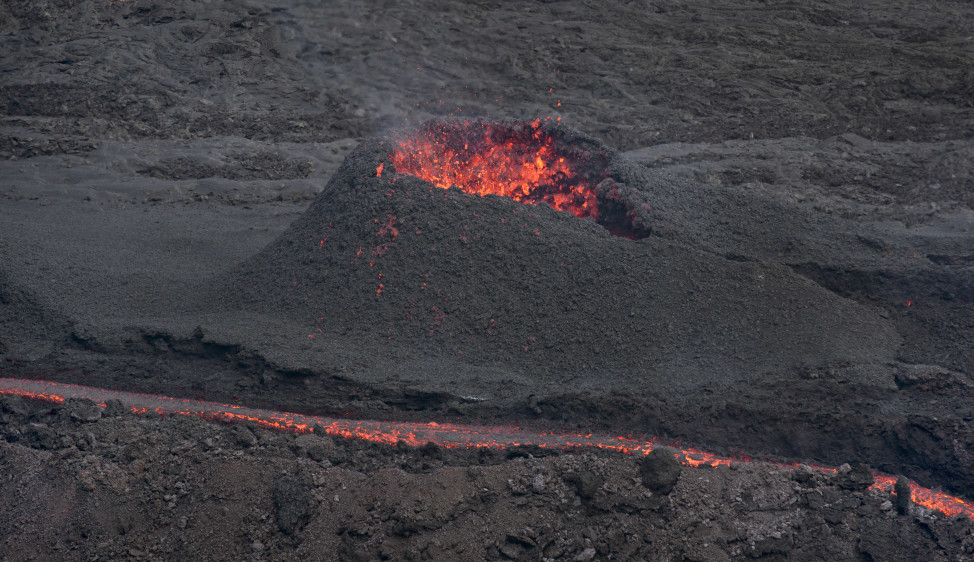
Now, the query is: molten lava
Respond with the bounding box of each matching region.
[390,119,603,221]
[1,378,971,520]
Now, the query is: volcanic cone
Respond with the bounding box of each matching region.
[220,119,898,398]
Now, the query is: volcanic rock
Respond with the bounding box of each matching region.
[835,462,874,491]
[895,477,912,515]
[569,470,602,500]
[419,440,443,459]
[0,395,29,417]
[639,448,683,495]
[103,399,126,417]
[293,433,334,462]
[63,397,102,423]
[273,472,311,535]
[574,547,597,561]
[27,423,58,450]
[231,424,258,447]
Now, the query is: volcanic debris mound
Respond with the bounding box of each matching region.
[224,119,897,384]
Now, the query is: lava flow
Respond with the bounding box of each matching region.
[1,377,972,520]
[389,119,603,220]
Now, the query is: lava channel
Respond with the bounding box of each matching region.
[1,377,971,520]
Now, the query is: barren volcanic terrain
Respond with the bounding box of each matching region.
[2,0,973,560]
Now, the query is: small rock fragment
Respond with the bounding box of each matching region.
[532,473,545,492]
[507,533,536,548]
[574,547,597,561]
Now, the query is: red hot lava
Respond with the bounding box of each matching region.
[1,378,972,520]
[389,119,603,221]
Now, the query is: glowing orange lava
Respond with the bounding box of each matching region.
[389,119,602,220]
[1,378,971,520]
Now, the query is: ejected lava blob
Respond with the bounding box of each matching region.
[227,119,898,386]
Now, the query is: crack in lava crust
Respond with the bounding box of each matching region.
[1,378,971,520]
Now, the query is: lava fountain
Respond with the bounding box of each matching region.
[388,118,650,239]
[1,378,971,520]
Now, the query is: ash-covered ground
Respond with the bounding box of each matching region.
[2,0,973,559]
